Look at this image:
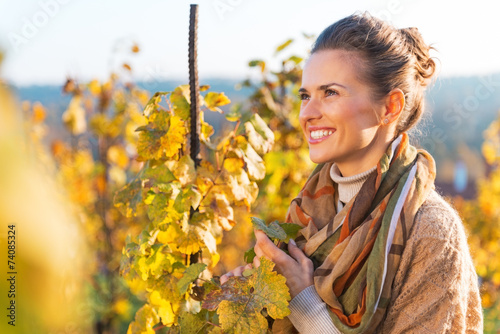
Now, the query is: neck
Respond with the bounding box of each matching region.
[330,163,377,204]
[334,132,395,177]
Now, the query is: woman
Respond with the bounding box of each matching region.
[221,12,483,333]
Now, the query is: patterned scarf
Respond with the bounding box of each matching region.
[276,133,436,333]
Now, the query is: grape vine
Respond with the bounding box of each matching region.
[115,84,292,333]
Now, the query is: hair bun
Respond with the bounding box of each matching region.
[399,27,436,86]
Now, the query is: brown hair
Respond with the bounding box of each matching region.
[310,12,437,138]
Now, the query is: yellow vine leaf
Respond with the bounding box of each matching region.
[107,145,129,168]
[204,92,231,113]
[62,95,87,135]
[162,115,187,158]
[224,169,259,207]
[171,155,196,186]
[202,257,290,333]
[158,223,204,255]
[127,304,159,334]
[223,157,245,173]
[245,114,275,155]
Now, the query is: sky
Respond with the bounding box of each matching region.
[0,0,499,86]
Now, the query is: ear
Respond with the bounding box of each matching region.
[382,88,405,125]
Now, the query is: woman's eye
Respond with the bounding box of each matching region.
[298,90,337,100]
[325,89,338,96]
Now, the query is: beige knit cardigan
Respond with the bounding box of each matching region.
[286,189,484,333]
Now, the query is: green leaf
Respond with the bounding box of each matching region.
[178,311,208,333]
[147,192,169,225]
[138,229,159,254]
[120,240,140,280]
[152,275,182,302]
[204,92,231,113]
[248,60,266,73]
[114,178,144,217]
[251,217,287,241]
[280,223,302,242]
[174,185,202,213]
[225,104,242,122]
[244,247,256,264]
[286,55,303,65]
[177,263,207,294]
[141,164,176,184]
[275,39,293,54]
[170,85,191,120]
[136,125,164,161]
[207,326,224,334]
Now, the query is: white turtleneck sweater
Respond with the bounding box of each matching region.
[330,163,377,212]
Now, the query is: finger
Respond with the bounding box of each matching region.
[288,239,313,268]
[233,266,245,277]
[254,242,264,258]
[244,263,253,271]
[220,271,234,285]
[254,242,273,264]
[253,255,261,268]
[287,239,304,260]
[254,230,281,261]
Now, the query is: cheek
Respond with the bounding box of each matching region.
[341,102,378,129]
[299,112,308,133]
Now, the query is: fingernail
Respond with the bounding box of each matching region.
[289,239,296,246]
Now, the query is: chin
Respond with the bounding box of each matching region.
[309,154,335,165]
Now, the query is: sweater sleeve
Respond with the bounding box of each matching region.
[375,203,484,333]
[287,285,342,334]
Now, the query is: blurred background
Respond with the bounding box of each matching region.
[1,0,499,333]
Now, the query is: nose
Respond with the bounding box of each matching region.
[299,98,322,125]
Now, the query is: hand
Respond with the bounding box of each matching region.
[220,263,254,285]
[253,229,314,298]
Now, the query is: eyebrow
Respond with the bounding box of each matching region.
[298,82,347,93]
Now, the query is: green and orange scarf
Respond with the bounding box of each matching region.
[276,132,436,333]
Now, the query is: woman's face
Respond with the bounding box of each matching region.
[299,49,386,173]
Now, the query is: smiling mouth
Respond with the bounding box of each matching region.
[310,129,335,140]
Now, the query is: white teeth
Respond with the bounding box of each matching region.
[311,130,334,139]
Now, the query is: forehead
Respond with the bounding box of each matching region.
[302,49,366,88]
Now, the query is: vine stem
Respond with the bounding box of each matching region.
[153,323,167,331]
[206,321,221,328]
